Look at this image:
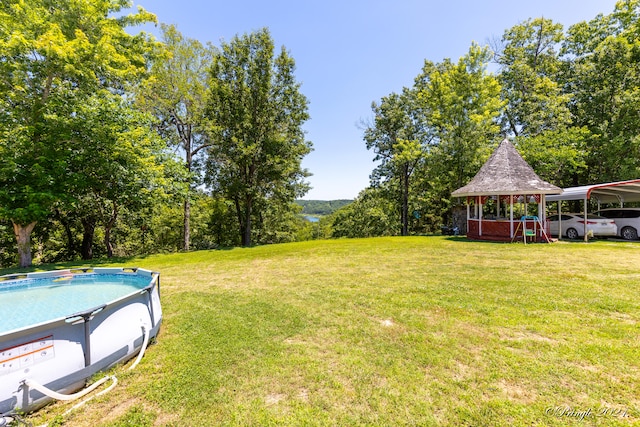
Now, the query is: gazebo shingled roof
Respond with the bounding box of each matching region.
[452,138,562,197]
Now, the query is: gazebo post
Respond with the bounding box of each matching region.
[466,200,470,225]
[509,195,514,238]
[540,194,546,238]
[479,197,483,236]
[537,196,543,222]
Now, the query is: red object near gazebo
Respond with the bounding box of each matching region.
[451,138,563,242]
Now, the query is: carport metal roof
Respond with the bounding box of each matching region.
[546,179,640,205]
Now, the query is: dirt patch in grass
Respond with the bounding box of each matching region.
[265,393,287,406]
[608,312,638,325]
[496,379,538,403]
[451,360,478,382]
[61,396,142,427]
[499,329,558,344]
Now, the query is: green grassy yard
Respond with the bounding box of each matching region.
[19,237,640,426]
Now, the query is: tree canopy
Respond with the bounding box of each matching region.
[1,0,639,266]
[0,0,159,266]
[136,24,216,251]
[205,28,312,247]
[340,1,640,237]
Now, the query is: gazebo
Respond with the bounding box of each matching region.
[452,138,563,242]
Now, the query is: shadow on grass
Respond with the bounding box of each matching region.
[0,256,135,276]
[0,245,245,276]
[441,235,514,244]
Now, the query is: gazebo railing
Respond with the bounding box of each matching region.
[467,218,550,242]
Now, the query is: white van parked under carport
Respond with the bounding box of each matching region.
[548,213,617,239]
[596,208,640,240]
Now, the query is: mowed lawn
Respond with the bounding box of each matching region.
[24,236,640,426]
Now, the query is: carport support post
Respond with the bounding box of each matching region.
[583,197,588,242]
[557,201,562,241]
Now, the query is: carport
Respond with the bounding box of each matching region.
[546,179,640,241]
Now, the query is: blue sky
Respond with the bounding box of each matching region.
[131,0,618,200]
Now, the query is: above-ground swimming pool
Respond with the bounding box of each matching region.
[0,267,162,415]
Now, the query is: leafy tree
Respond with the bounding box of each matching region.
[495,17,571,136]
[364,90,427,236]
[563,0,640,183]
[494,17,589,187]
[330,187,398,238]
[67,93,182,258]
[514,128,588,187]
[254,200,304,244]
[0,0,156,267]
[295,215,332,241]
[201,196,239,248]
[137,24,215,251]
[120,191,224,254]
[205,28,312,246]
[19,92,185,261]
[415,44,504,224]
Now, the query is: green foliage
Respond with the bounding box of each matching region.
[137,24,214,153]
[562,0,640,183]
[126,192,235,254]
[358,44,503,238]
[204,196,241,248]
[3,1,640,264]
[364,90,427,235]
[356,2,640,236]
[410,44,504,228]
[494,4,640,187]
[515,128,589,187]
[330,188,398,238]
[0,221,16,267]
[496,17,571,136]
[136,24,216,250]
[0,0,158,266]
[205,28,312,246]
[416,43,504,191]
[492,17,586,188]
[252,200,303,245]
[48,91,186,259]
[295,200,353,215]
[294,216,333,241]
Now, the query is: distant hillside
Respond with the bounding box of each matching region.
[296,200,353,215]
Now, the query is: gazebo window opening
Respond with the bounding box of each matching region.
[483,197,498,219]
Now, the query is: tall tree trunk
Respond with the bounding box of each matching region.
[55,209,76,258]
[104,227,114,257]
[81,218,96,260]
[234,196,244,245]
[13,221,37,268]
[234,195,253,247]
[104,203,118,258]
[183,197,191,251]
[183,142,192,252]
[242,196,252,247]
